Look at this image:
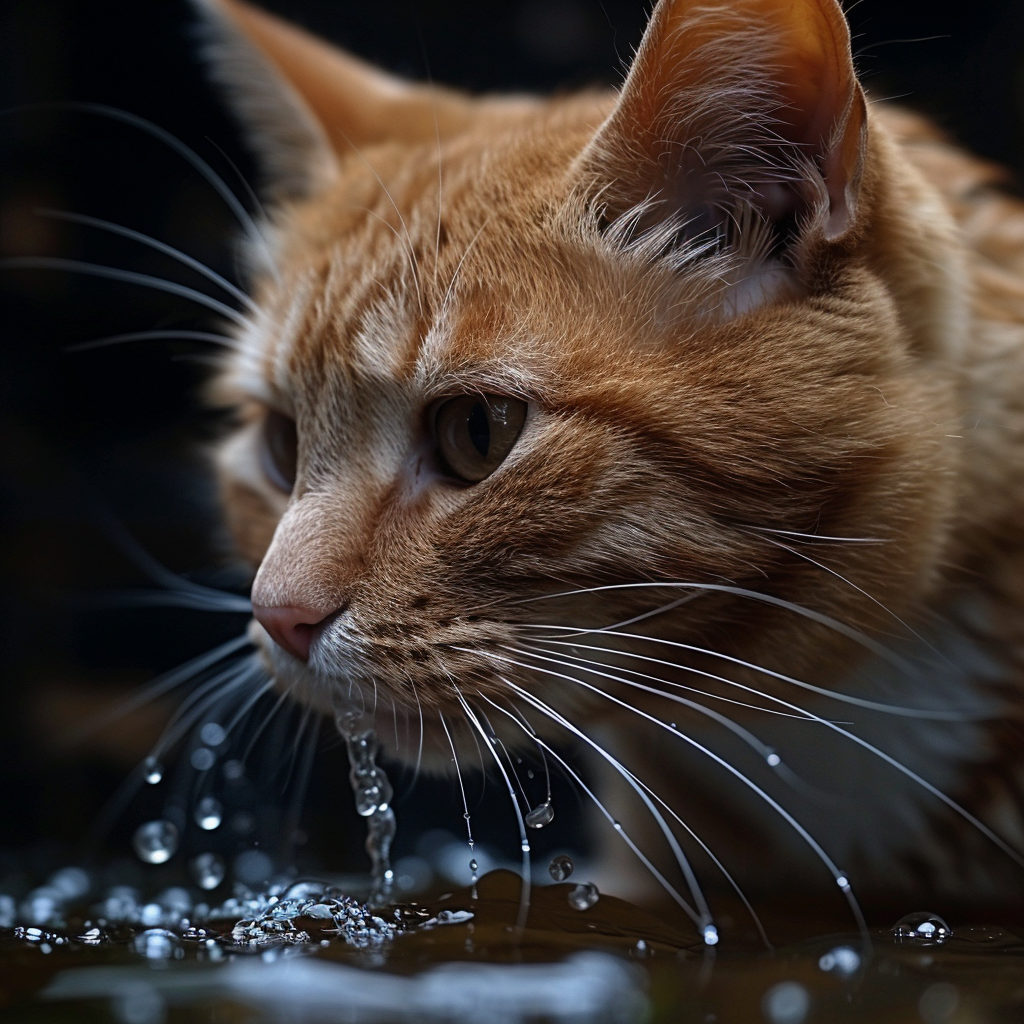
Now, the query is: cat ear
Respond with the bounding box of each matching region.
[193,0,476,198]
[580,0,867,261]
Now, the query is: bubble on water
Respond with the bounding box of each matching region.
[194,796,223,831]
[235,850,274,885]
[199,722,227,747]
[818,945,861,976]
[143,758,163,785]
[191,853,226,891]
[702,924,719,947]
[525,800,554,829]
[132,928,180,961]
[49,866,90,900]
[568,882,599,911]
[918,982,959,1024]
[190,747,216,772]
[762,981,810,1024]
[132,820,180,865]
[548,855,574,882]
[892,911,951,946]
[111,979,166,1024]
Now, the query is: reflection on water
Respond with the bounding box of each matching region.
[3,868,1024,1022]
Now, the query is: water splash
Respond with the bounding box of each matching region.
[334,708,396,907]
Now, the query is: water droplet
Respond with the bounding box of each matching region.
[190,853,225,891]
[835,875,849,890]
[199,722,227,747]
[766,751,781,767]
[892,911,951,946]
[548,855,574,882]
[132,820,179,865]
[567,882,599,911]
[520,840,531,853]
[818,945,861,976]
[762,981,810,1024]
[526,770,535,779]
[144,758,163,785]
[194,796,223,831]
[525,800,554,829]
[469,859,478,873]
[223,759,245,780]
[132,928,180,960]
[702,924,719,946]
[190,747,216,771]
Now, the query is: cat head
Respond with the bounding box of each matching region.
[200,0,962,763]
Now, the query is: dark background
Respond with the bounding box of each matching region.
[2,0,1024,886]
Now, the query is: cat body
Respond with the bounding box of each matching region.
[198,0,1024,920]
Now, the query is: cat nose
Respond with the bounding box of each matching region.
[252,603,339,662]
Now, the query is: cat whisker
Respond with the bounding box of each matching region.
[508,581,919,678]
[149,655,266,765]
[750,529,951,665]
[452,686,532,931]
[475,685,712,933]
[743,526,888,545]
[26,102,275,270]
[517,623,975,720]
[482,686,770,948]
[0,257,251,327]
[334,134,425,318]
[494,640,1024,876]
[440,217,492,319]
[439,711,476,860]
[510,641,835,802]
[468,646,869,937]
[66,633,253,744]
[65,329,243,354]
[79,587,252,613]
[36,209,259,313]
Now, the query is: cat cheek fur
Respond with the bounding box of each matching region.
[198,0,1023,904]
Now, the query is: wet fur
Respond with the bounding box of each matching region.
[198,0,1024,917]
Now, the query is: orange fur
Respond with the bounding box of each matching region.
[197,0,1024,914]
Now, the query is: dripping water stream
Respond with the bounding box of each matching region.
[334,707,396,907]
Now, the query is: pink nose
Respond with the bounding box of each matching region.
[252,603,336,662]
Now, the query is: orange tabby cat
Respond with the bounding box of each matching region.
[196,0,1024,926]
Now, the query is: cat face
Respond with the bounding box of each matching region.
[204,0,961,765]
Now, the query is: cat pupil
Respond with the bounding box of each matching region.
[468,402,490,458]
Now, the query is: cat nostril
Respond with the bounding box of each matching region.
[251,603,342,662]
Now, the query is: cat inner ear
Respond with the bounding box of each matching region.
[579,0,867,295]
[194,0,478,199]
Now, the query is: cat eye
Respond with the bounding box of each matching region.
[433,394,528,483]
[260,409,298,492]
